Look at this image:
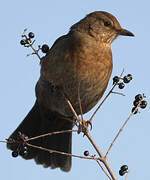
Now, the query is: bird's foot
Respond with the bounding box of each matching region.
[85,120,92,130]
[77,119,92,135]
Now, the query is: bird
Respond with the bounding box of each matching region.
[7,11,134,172]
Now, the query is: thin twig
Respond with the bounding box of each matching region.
[85,130,117,180]
[125,171,130,180]
[111,91,125,96]
[63,94,82,125]
[88,83,116,123]
[26,40,41,61]
[96,160,112,180]
[62,87,117,179]
[26,129,78,142]
[26,142,99,161]
[77,81,84,122]
[88,69,124,124]
[105,102,141,157]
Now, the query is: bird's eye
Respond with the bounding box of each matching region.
[104,21,111,27]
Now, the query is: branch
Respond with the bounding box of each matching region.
[85,130,117,180]
[26,129,78,142]
[88,69,125,124]
[25,142,99,161]
[105,99,142,157]
[96,160,112,180]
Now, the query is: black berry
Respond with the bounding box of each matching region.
[133,100,139,107]
[28,32,35,39]
[132,107,138,114]
[135,94,143,101]
[41,44,49,53]
[12,151,18,158]
[119,169,126,176]
[19,146,28,156]
[118,82,125,89]
[123,76,131,83]
[140,100,147,109]
[127,74,132,80]
[20,39,26,45]
[121,165,128,171]
[113,76,119,84]
[84,151,89,156]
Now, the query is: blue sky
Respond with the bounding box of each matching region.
[0,0,149,180]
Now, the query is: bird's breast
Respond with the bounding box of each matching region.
[39,37,113,116]
[62,43,113,114]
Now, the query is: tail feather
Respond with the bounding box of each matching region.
[7,101,73,172]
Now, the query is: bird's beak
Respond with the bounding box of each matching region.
[118,29,134,37]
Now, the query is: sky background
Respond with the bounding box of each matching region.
[0,0,149,179]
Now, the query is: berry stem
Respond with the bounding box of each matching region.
[105,101,141,157]
[88,69,124,124]
[22,29,41,62]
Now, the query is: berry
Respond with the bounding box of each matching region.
[140,100,147,109]
[19,146,28,156]
[28,32,35,39]
[113,76,119,84]
[41,44,49,53]
[121,165,128,171]
[20,39,26,45]
[84,151,89,156]
[127,74,132,80]
[135,94,142,101]
[133,100,139,107]
[132,107,138,114]
[12,151,18,158]
[118,82,125,89]
[119,169,126,176]
[123,76,131,83]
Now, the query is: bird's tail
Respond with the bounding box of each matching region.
[7,101,73,172]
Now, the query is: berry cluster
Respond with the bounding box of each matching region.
[12,145,28,158]
[20,32,35,46]
[119,165,128,176]
[132,94,147,114]
[11,132,28,158]
[113,74,132,89]
[20,30,49,54]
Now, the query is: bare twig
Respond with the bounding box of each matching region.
[63,93,82,126]
[61,83,117,179]
[77,81,84,123]
[96,160,112,180]
[105,102,141,157]
[26,129,78,142]
[26,142,99,161]
[125,171,130,180]
[88,83,116,123]
[111,91,125,96]
[88,70,124,124]
[85,130,117,180]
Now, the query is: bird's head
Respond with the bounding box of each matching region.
[71,11,134,44]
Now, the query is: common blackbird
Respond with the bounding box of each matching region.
[7,11,134,172]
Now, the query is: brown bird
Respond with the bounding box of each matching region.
[7,11,134,172]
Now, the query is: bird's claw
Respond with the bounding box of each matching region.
[85,121,92,130]
[77,120,92,135]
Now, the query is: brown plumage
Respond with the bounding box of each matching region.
[7,11,134,172]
